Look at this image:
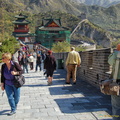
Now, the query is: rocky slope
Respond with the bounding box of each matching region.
[71,19,114,48]
[76,0,120,7]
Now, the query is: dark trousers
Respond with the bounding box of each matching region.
[23,64,28,73]
[30,62,33,70]
[36,63,41,71]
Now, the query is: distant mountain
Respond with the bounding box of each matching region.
[5,0,120,14]
[25,0,83,15]
[6,0,120,8]
[75,0,120,7]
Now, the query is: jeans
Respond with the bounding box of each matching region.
[111,95,120,120]
[41,61,44,70]
[36,63,41,71]
[5,84,20,112]
[23,64,28,73]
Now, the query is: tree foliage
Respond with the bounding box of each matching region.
[51,41,86,53]
[52,41,71,53]
[0,37,20,62]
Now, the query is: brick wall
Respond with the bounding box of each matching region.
[53,48,111,88]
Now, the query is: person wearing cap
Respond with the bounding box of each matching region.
[44,50,56,85]
[66,47,81,84]
[108,44,120,120]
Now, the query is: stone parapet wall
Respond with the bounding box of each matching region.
[53,48,111,88]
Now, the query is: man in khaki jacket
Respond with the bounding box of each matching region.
[66,47,81,84]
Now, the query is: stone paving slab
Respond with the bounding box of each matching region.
[0,69,113,120]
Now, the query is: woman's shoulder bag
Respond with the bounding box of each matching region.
[100,52,120,96]
[13,62,25,88]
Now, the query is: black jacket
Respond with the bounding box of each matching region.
[21,57,29,65]
[36,56,42,64]
[44,55,56,70]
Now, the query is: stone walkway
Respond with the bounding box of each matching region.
[0,69,113,120]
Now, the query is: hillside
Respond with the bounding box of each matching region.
[5,0,120,9]
[70,19,114,48]
[2,0,120,39]
[0,0,120,48]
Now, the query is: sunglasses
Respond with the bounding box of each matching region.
[2,57,5,59]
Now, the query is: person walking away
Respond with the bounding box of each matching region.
[35,54,42,72]
[1,52,23,116]
[18,51,23,66]
[28,54,34,70]
[108,44,120,120]
[66,47,81,84]
[21,54,29,73]
[41,50,46,71]
[44,50,56,85]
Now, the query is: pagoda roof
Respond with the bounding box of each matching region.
[15,13,28,19]
[13,19,30,24]
[38,18,70,31]
[38,26,69,31]
[12,32,30,37]
[42,18,61,27]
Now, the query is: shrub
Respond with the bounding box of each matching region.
[52,41,71,53]
[0,37,20,62]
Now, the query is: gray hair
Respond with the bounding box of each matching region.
[71,47,75,50]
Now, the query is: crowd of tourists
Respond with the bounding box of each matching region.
[17,45,46,74]
[0,43,120,120]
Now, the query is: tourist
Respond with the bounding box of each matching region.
[108,44,120,120]
[44,50,56,85]
[35,54,42,72]
[66,47,81,84]
[28,53,34,70]
[21,54,29,73]
[18,50,23,66]
[41,50,46,71]
[1,52,23,116]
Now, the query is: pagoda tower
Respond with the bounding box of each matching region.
[12,13,31,42]
[35,18,71,49]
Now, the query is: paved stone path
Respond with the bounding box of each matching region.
[0,68,113,120]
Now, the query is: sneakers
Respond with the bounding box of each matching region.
[73,82,76,85]
[7,111,16,116]
[44,72,46,75]
[65,82,70,84]
[65,82,76,84]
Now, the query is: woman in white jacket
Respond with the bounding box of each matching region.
[28,54,34,70]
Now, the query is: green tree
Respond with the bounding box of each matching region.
[52,41,86,53]
[52,41,71,53]
[0,37,20,62]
